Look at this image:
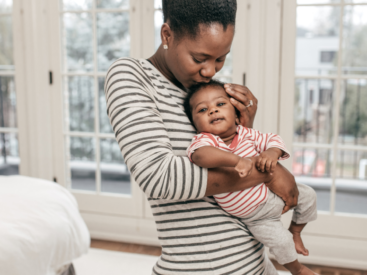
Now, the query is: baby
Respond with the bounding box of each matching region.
[184,80,317,275]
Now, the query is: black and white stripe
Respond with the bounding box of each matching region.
[105,58,267,274]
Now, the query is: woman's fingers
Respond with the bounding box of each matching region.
[226,86,252,107]
[224,83,258,128]
[225,84,258,105]
[230,98,248,113]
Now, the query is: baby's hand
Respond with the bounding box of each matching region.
[256,148,283,174]
[235,158,253,178]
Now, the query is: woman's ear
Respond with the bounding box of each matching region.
[161,23,173,48]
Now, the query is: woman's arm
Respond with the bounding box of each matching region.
[106,59,209,201]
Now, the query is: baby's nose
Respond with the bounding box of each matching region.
[209,108,219,115]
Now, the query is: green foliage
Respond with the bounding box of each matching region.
[340,81,367,140]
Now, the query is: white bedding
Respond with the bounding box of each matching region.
[0,176,90,275]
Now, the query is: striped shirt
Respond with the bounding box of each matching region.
[187,125,290,217]
[105,57,270,274]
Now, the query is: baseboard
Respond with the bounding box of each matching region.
[80,212,160,247]
[81,212,367,270]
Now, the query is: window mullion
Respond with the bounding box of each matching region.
[329,0,345,215]
[92,1,101,194]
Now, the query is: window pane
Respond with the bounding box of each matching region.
[335,150,367,215]
[154,0,162,9]
[294,78,335,144]
[339,79,367,146]
[100,138,131,194]
[296,6,340,76]
[154,10,163,50]
[62,13,94,72]
[345,0,367,3]
[214,76,232,84]
[61,0,92,11]
[0,0,12,13]
[342,6,367,75]
[98,77,113,133]
[220,50,233,77]
[64,76,94,132]
[293,147,332,211]
[68,136,96,191]
[97,12,130,72]
[0,15,13,70]
[0,76,16,128]
[0,133,19,175]
[298,0,340,3]
[96,0,129,9]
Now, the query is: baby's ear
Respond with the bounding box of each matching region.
[235,116,240,125]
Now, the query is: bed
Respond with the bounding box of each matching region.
[0,175,90,275]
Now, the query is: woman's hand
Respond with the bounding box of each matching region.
[264,162,299,214]
[224,84,258,128]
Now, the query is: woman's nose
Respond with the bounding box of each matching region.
[200,62,216,79]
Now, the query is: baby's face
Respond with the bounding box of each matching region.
[190,85,238,137]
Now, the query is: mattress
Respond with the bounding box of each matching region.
[0,176,90,275]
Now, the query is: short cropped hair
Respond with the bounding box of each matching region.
[162,0,237,40]
[184,79,227,125]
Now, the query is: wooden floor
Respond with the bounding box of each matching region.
[91,239,367,275]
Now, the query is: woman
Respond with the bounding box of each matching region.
[105,1,298,274]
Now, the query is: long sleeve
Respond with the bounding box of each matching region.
[244,128,290,160]
[104,58,207,200]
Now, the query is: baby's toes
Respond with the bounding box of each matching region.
[295,244,309,256]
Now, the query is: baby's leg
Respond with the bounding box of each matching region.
[246,216,314,275]
[290,183,318,255]
[246,216,297,266]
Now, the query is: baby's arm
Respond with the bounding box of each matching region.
[192,146,253,178]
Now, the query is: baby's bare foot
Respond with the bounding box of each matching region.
[296,264,317,275]
[292,232,309,256]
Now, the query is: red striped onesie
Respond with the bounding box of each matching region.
[187,125,290,218]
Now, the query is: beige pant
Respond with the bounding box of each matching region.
[241,183,317,265]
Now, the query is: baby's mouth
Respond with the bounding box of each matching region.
[211,117,224,124]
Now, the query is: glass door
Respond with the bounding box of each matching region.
[279,1,367,262]
[0,0,19,176]
[51,0,144,217]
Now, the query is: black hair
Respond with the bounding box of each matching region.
[162,0,237,40]
[184,79,230,126]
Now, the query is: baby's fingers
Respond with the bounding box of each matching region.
[270,161,277,174]
[259,158,267,172]
[256,157,262,170]
[265,159,272,172]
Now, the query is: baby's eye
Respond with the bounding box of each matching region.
[198,108,207,113]
[217,102,225,107]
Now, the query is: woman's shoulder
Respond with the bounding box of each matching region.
[105,57,156,94]
[106,57,147,77]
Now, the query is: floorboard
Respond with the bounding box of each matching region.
[91,239,367,274]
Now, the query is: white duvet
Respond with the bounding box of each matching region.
[0,176,90,275]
